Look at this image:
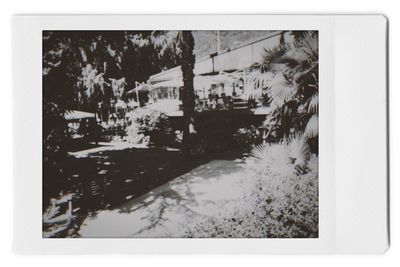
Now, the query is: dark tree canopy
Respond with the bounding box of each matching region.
[42,31,182,204]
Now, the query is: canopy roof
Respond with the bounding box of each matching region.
[64,110,96,121]
[126,83,152,95]
[150,72,241,90]
[152,78,183,88]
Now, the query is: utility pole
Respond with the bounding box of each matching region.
[217,30,221,54]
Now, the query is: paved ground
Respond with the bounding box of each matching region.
[78,157,250,237]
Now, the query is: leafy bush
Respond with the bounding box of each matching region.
[195,113,235,152]
[43,101,69,208]
[194,113,264,153]
[185,142,318,238]
[101,123,126,142]
[245,31,319,153]
[233,126,261,147]
[124,108,172,146]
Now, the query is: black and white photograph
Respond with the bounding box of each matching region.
[42,30,319,238]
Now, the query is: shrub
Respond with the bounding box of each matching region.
[185,143,318,238]
[101,123,126,142]
[195,113,235,152]
[124,108,172,146]
[194,113,263,153]
[233,126,261,147]
[43,101,69,208]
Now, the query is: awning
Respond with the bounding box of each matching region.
[131,72,242,92]
[151,75,226,90]
[126,83,152,95]
[152,79,183,88]
[64,110,96,121]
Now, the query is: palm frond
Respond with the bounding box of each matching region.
[109,77,126,97]
[284,47,309,65]
[307,92,319,114]
[304,114,318,138]
[284,133,311,172]
[128,33,150,48]
[294,31,318,61]
[267,72,297,108]
[248,143,269,160]
[259,45,287,72]
[244,71,274,100]
[151,31,180,57]
[293,62,318,85]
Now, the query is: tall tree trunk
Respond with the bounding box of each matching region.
[180,31,196,155]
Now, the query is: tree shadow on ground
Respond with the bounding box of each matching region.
[50,145,247,237]
[112,157,248,237]
[68,147,206,207]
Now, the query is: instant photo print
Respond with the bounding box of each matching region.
[12,14,389,254]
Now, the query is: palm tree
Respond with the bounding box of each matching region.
[245,31,318,154]
[42,31,127,204]
[152,31,197,155]
[179,31,197,155]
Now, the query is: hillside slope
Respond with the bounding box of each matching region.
[192,30,277,59]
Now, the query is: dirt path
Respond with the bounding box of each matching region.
[78,157,250,237]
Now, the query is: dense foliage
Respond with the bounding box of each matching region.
[124,108,172,146]
[185,143,318,238]
[233,126,262,147]
[43,31,181,116]
[124,108,265,151]
[245,31,319,155]
[42,31,182,202]
[184,32,319,237]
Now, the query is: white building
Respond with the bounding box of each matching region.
[128,31,292,114]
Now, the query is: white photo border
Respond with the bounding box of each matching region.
[12,14,387,253]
